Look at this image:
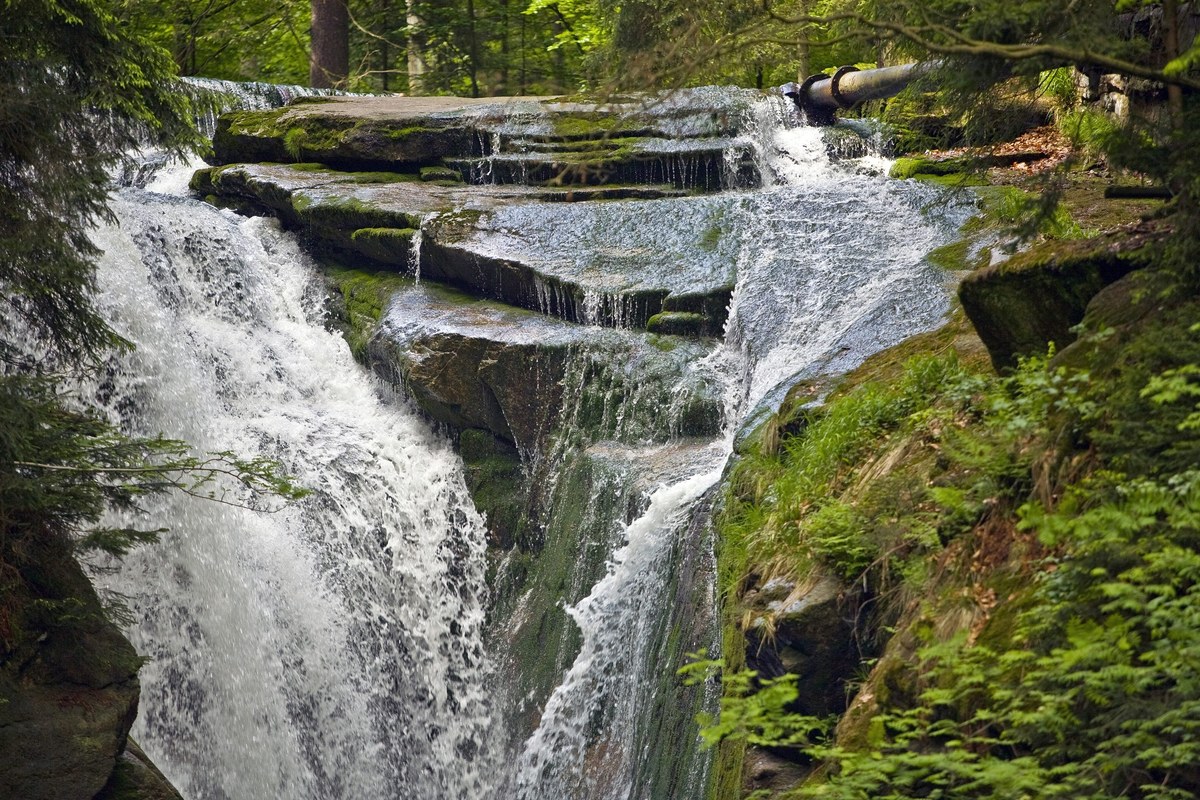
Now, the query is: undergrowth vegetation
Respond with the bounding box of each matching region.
[711,271,1200,798]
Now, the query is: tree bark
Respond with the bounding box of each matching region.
[1162,0,1184,125]
[406,0,427,94]
[310,0,349,88]
[466,0,480,97]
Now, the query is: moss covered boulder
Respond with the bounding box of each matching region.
[958,223,1163,369]
[0,536,146,800]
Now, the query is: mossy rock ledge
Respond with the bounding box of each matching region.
[208,91,763,191]
[195,162,737,333]
[958,223,1163,370]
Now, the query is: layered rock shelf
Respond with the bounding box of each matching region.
[196,89,766,335]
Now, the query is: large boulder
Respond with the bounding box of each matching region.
[0,536,144,800]
[958,223,1162,369]
[364,280,724,454]
[741,574,860,719]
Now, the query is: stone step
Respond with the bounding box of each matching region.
[192,162,737,335]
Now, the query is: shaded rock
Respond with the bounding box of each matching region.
[0,538,144,800]
[364,280,724,454]
[93,739,183,800]
[458,428,530,551]
[743,746,812,795]
[958,223,1161,370]
[742,575,859,718]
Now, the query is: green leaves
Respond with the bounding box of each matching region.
[0,375,309,559]
[680,654,832,749]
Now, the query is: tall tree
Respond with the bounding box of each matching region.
[310,0,349,87]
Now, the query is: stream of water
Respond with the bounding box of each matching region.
[87,87,968,800]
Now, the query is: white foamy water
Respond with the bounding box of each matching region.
[90,162,497,799]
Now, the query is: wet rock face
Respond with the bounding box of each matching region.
[195,161,739,336]
[93,739,185,800]
[365,281,724,455]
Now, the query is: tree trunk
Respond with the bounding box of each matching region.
[1163,0,1184,125]
[795,0,811,81]
[497,0,509,95]
[310,0,349,88]
[466,0,480,97]
[406,0,427,94]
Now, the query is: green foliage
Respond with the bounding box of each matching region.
[803,465,1200,799]
[128,0,310,83]
[1057,108,1121,156]
[718,283,1200,798]
[721,353,991,590]
[2,0,197,361]
[680,654,831,749]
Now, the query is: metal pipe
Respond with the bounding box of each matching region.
[779,61,934,124]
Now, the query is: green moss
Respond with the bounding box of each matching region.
[700,225,722,251]
[349,227,417,267]
[419,165,463,182]
[386,125,440,140]
[323,266,410,360]
[459,428,528,550]
[291,194,417,232]
[223,107,289,139]
[927,240,972,271]
[550,113,625,139]
[351,171,419,184]
[188,167,217,194]
[647,311,706,337]
[284,162,334,172]
[889,156,988,186]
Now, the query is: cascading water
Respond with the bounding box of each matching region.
[79,87,970,800]
[89,164,497,799]
[493,97,970,800]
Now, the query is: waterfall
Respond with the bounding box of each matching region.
[80,89,970,800]
[489,98,970,800]
[90,163,497,799]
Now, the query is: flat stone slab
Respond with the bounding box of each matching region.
[209,89,764,191]
[196,162,737,332]
[364,280,725,453]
